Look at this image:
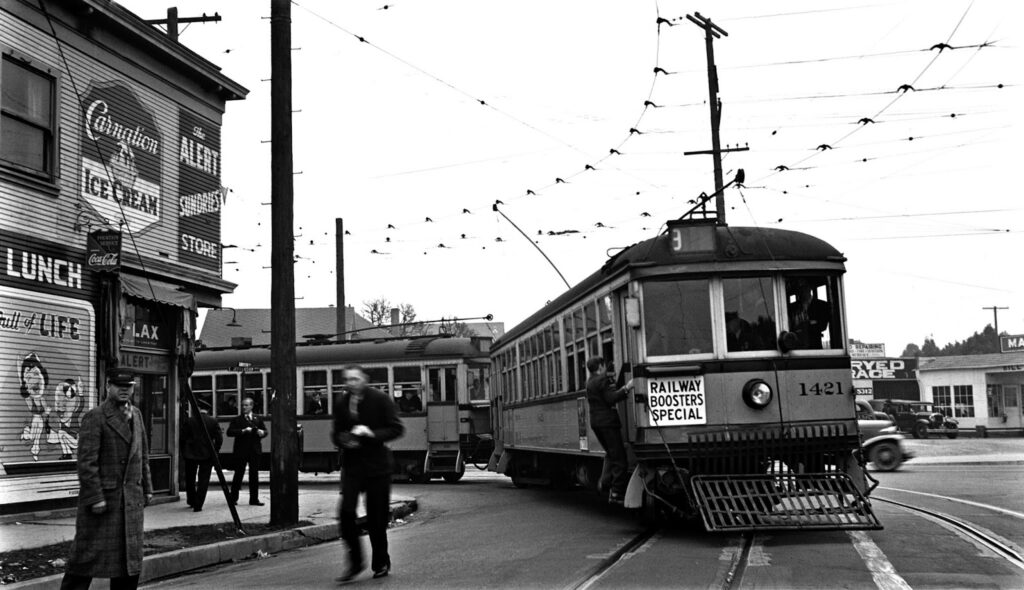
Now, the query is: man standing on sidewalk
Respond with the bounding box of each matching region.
[227,397,267,506]
[62,368,152,590]
[333,365,404,582]
[182,408,223,512]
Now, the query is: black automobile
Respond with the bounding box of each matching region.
[875,399,959,439]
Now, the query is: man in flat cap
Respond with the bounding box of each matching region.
[62,368,152,590]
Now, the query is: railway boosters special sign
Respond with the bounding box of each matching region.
[647,376,707,426]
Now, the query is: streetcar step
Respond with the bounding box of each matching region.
[690,473,882,531]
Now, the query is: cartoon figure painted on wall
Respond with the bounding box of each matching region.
[18,353,52,461]
[51,378,83,459]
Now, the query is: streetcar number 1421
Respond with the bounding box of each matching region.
[798,382,844,396]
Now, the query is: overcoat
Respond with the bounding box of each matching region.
[331,387,404,477]
[182,412,223,461]
[227,413,266,458]
[66,398,152,577]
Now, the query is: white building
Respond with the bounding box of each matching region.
[916,351,1024,434]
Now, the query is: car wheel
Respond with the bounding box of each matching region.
[912,422,928,439]
[945,424,959,439]
[868,442,902,471]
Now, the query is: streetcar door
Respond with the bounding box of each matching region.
[426,366,458,442]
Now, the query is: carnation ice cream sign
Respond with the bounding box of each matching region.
[79,82,162,232]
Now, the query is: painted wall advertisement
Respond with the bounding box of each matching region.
[178,109,223,272]
[79,81,163,234]
[0,286,96,478]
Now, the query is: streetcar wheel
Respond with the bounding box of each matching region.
[409,469,430,484]
[868,442,901,472]
[442,471,464,483]
[912,423,928,439]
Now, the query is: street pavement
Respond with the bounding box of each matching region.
[1,437,1020,589]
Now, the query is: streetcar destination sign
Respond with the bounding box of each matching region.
[646,376,706,426]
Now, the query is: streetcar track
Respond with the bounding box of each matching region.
[568,527,659,590]
[875,496,1024,572]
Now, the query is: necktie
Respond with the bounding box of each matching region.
[122,404,132,423]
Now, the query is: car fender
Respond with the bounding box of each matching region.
[863,433,914,461]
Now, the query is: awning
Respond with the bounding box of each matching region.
[120,274,195,310]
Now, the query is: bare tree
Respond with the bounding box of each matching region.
[361,297,391,327]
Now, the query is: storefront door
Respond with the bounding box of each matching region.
[1004,385,1021,429]
[136,373,171,492]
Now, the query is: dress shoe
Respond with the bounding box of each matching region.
[249,499,265,506]
[335,564,365,583]
[193,506,203,512]
[372,564,390,579]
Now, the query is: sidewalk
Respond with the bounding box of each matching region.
[1,472,414,589]
[2,439,1021,588]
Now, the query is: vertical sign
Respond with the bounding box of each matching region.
[79,81,162,232]
[86,230,121,272]
[178,109,223,272]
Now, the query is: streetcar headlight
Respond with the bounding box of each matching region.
[742,380,773,409]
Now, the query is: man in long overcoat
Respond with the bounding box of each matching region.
[62,368,153,590]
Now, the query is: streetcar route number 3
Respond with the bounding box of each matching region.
[798,382,844,396]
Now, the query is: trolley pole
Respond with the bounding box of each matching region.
[269,0,299,526]
[683,12,747,225]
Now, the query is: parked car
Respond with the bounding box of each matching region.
[856,400,914,471]
[876,399,959,439]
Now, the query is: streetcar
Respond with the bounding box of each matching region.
[190,336,493,481]
[488,218,882,531]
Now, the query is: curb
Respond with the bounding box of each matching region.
[4,500,416,590]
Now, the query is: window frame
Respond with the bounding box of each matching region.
[0,49,60,182]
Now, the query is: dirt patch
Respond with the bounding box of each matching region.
[0,521,312,585]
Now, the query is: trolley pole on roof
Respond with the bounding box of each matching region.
[269,0,299,525]
[683,12,748,225]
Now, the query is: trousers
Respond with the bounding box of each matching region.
[593,425,628,496]
[339,471,391,571]
[230,453,260,502]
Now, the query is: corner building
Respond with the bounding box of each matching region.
[0,0,246,515]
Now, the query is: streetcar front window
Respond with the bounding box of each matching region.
[723,277,777,353]
[643,279,713,357]
[784,275,844,351]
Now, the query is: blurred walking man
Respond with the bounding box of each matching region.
[333,365,404,582]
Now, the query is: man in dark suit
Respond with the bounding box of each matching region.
[62,367,152,590]
[182,408,223,512]
[332,365,404,582]
[227,397,267,506]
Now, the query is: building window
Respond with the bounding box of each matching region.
[953,385,975,418]
[932,386,951,413]
[1,54,57,177]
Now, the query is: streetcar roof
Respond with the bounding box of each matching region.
[193,336,489,371]
[496,224,845,347]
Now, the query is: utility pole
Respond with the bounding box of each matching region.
[336,218,346,341]
[982,305,1009,337]
[683,12,747,225]
[145,7,221,42]
[269,0,298,525]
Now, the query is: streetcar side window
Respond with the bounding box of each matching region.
[363,367,389,396]
[393,366,423,405]
[723,277,777,353]
[643,279,713,357]
[215,374,239,416]
[190,375,213,414]
[785,276,844,351]
[467,366,487,402]
[302,370,328,416]
[243,372,265,415]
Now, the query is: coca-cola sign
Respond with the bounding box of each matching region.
[86,230,121,272]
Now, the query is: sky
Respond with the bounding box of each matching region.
[118,0,1022,356]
